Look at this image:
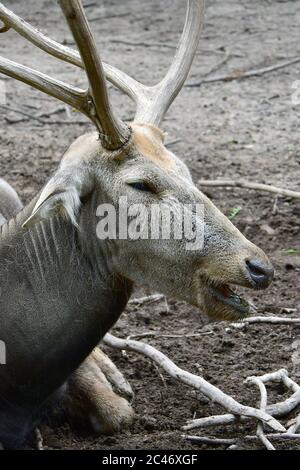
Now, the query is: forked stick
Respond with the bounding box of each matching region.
[245,376,275,450]
[198,179,300,199]
[103,333,285,432]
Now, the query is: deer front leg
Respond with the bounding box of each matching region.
[65,348,135,434]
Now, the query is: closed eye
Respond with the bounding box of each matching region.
[127,181,156,193]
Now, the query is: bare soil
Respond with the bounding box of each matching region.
[0,0,300,450]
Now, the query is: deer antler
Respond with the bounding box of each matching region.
[0,1,130,150]
[58,1,130,150]
[0,0,204,129]
[134,0,205,125]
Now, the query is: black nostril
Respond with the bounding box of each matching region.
[246,259,274,288]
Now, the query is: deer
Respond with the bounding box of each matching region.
[0,0,275,449]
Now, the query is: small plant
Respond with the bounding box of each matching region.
[282,248,300,255]
[228,206,242,220]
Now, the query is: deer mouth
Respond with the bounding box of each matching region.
[198,278,253,321]
[208,284,250,316]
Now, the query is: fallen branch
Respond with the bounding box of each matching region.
[1,104,87,125]
[183,369,300,450]
[186,56,300,87]
[127,331,212,340]
[183,432,300,447]
[89,13,130,22]
[128,293,165,305]
[103,333,285,432]
[111,39,176,50]
[198,179,300,200]
[201,51,231,78]
[183,435,236,446]
[288,415,300,434]
[183,413,240,431]
[231,316,300,327]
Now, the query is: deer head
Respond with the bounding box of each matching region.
[0,0,274,321]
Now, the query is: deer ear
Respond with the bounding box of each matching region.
[22,169,92,229]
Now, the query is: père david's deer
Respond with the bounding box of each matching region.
[0,0,274,449]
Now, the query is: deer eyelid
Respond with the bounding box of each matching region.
[126,181,157,193]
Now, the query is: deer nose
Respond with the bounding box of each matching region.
[245,259,274,288]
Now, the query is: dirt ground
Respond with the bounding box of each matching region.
[0,0,300,450]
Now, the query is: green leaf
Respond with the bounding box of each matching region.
[228,206,242,220]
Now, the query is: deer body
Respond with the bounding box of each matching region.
[0,1,275,448]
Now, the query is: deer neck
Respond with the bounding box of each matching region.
[0,197,132,410]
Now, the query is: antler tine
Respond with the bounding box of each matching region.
[134,0,205,125]
[58,0,130,150]
[0,2,144,103]
[0,56,89,112]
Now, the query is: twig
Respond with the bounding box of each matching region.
[90,13,130,22]
[183,434,236,446]
[37,105,66,119]
[127,331,212,340]
[231,316,300,326]
[111,39,176,50]
[166,138,182,147]
[260,370,300,418]
[186,56,300,87]
[110,40,226,57]
[128,294,165,305]
[152,361,167,388]
[1,104,44,123]
[183,413,243,431]
[246,376,275,450]
[287,415,300,434]
[201,51,231,78]
[103,333,285,432]
[1,104,87,125]
[197,179,300,200]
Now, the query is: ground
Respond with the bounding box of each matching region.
[0,0,300,450]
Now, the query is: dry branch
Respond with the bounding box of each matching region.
[1,104,87,125]
[183,435,236,446]
[127,331,212,340]
[186,56,300,87]
[128,294,165,305]
[198,179,300,199]
[183,432,300,447]
[103,333,285,432]
[231,316,300,326]
[184,369,300,450]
